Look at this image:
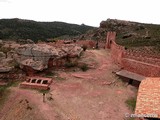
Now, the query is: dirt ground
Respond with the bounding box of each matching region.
[0,49,138,120]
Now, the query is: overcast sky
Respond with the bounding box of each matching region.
[0,0,160,27]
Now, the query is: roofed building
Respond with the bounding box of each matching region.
[135,78,160,119]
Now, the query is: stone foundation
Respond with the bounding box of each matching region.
[20,76,52,90]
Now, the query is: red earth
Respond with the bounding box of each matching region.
[0,49,137,120]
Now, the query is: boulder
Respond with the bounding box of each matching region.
[0,52,6,59]
[15,43,83,72]
[7,50,15,58]
[16,44,59,60]
[67,45,83,57]
[20,59,46,71]
[15,44,58,71]
[1,58,14,65]
[0,40,3,45]
[0,66,13,73]
[0,51,15,73]
[61,44,83,57]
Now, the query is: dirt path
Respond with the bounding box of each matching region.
[49,49,137,120]
[0,49,137,120]
[0,87,59,120]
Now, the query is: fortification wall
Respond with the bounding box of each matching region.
[110,41,125,65]
[106,32,160,77]
[124,49,160,66]
[121,58,160,77]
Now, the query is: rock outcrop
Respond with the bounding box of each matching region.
[0,52,6,59]
[15,43,83,72]
[76,19,146,41]
[0,66,13,73]
[100,19,136,27]
[0,52,14,73]
[0,39,3,45]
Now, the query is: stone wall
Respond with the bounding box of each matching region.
[121,58,160,77]
[110,40,125,65]
[20,77,52,90]
[106,32,160,77]
[123,49,160,66]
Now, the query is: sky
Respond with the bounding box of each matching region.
[0,0,160,27]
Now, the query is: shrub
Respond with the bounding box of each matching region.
[82,45,87,51]
[80,64,89,72]
[39,89,49,94]
[8,60,19,68]
[0,80,18,107]
[45,71,55,77]
[125,98,136,111]
[65,62,77,68]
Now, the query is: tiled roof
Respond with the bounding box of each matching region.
[135,78,160,118]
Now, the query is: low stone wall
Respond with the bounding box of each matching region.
[20,77,52,90]
[122,58,160,77]
[20,83,49,90]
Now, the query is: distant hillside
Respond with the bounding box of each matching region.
[101,19,160,47]
[0,18,95,42]
[78,19,160,53]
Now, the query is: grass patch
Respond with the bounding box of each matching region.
[45,71,55,78]
[0,80,21,107]
[39,89,50,94]
[0,88,10,108]
[125,98,136,111]
[8,60,19,68]
[128,118,135,120]
[8,81,20,87]
[65,62,77,68]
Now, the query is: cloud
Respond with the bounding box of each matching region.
[0,0,9,2]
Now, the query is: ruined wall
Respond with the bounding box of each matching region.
[106,32,116,49]
[110,41,125,65]
[106,32,125,65]
[107,32,160,77]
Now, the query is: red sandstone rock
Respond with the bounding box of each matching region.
[15,43,83,73]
